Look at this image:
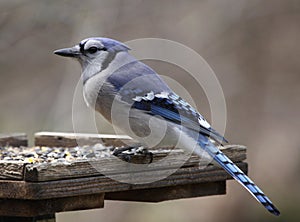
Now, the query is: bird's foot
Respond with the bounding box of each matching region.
[112,144,153,164]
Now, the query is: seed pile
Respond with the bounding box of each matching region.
[0,144,112,164]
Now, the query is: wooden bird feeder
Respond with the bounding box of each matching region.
[0,132,247,222]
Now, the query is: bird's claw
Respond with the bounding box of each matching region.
[112,145,153,164]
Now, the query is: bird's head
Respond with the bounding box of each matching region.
[54,37,130,70]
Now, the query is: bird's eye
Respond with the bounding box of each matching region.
[87,46,98,54]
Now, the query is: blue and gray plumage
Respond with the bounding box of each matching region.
[54,37,280,216]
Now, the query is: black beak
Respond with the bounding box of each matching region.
[54,47,80,58]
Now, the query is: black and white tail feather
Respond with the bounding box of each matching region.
[198,133,280,216]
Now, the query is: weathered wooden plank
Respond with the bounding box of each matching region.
[24,145,246,182]
[0,133,27,147]
[0,193,104,217]
[0,161,25,180]
[0,163,247,200]
[105,181,226,202]
[34,132,132,147]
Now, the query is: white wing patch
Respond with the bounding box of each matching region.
[198,116,211,129]
[132,91,211,129]
[154,91,169,99]
[133,91,169,102]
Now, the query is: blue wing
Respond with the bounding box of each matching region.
[130,91,227,144]
[129,91,280,215]
[106,60,226,143]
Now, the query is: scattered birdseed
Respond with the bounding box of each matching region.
[0,144,113,164]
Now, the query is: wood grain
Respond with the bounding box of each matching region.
[0,162,247,200]
[0,162,25,180]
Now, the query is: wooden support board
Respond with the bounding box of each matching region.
[0,194,104,217]
[0,133,27,147]
[105,181,226,202]
[0,132,248,218]
[35,132,132,147]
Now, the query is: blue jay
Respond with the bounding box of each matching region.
[54,37,280,216]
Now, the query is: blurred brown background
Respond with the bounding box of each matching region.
[1,0,299,221]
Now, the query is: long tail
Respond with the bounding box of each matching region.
[197,134,280,216]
